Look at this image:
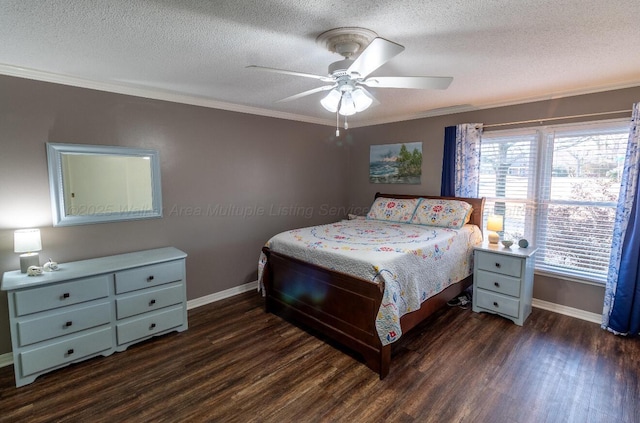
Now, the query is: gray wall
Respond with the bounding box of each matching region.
[347,86,640,316]
[1,73,639,356]
[0,75,349,354]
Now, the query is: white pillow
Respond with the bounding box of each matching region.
[366,197,420,223]
[410,198,472,229]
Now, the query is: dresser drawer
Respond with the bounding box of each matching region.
[475,289,520,319]
[114,260,184,294]
[17,301,111,347]
[116,282,184,319]
[116,305,184,345]
[475,270,521,297]
[476,251,523,278]
[14,275,110,316]
[19,327,112,377]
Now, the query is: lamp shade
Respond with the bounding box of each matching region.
[486,215,504,232]
[14,229,42,253]
[338,91,356,116]
[320,89,342,113]
[351,88,373,112]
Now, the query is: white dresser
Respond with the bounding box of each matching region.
[1,247,187,387]
[472,243,537,326]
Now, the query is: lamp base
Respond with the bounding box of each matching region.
[20,253,40,273]
[488,231,499,245]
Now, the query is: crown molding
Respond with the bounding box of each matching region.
[1,63,638,130]
[352,80,640,128]
[0,63,333,127]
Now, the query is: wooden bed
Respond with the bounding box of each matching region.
[260,193,485,379]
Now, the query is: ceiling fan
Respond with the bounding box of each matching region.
[247,27,453,117]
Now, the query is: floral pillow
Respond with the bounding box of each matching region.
[410,198,472,229]
[366,198,420,223]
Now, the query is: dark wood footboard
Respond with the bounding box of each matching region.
[261,247,472,379]
[262,247,389,377]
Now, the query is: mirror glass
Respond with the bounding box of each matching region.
[47,143,163,226]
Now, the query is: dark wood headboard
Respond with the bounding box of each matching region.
[374,192,486,234]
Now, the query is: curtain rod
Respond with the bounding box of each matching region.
[482,109,632,129]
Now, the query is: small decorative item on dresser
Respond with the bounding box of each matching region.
[26,266,43,276]
[501,240,513,248]
[43,259,59,271]
[518,239,529,248]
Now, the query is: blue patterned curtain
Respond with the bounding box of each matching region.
[454,124,483,197]
[440,126,457,196]
[603,102,640,335]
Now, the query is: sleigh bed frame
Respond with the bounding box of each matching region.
[260,192,485,379]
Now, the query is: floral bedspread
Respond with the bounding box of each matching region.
[258,219,482,346]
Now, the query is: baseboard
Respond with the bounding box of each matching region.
[186,280,259,310]
[532,298,602,324]
[0,352,12,368]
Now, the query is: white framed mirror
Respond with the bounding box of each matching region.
[46,143,163,226]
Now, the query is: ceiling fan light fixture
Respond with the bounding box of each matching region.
[251,27,453,119]
[339,92,356,116]
[351,88,373,112]
[320,88,342,113]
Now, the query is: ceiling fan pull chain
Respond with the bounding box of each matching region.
[344,114,349,130]
[336,111,340,137]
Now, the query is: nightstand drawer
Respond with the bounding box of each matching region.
[476,270,521,297]
[14,275,110,316]
[114,260,184,294]
[17,301,111,347]
[475,290,520,319]
[476,251,523,278]
[116,305,183,345]
[20,327,112,377]
[116,282,184,319]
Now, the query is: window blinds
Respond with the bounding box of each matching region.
[479,119,629,282]
[536,124,629,280]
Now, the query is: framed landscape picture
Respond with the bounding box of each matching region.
[369,142,422,184]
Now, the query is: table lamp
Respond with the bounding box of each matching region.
[486,215,503,245]
[14,229,42,273]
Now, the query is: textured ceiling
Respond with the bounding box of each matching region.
[1,0,640,127]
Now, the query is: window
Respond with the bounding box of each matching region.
[479,119,630,282]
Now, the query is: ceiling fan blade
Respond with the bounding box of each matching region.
[276,85,335,103]
[347,38,405,79]
[246,65,333,82]
[362,76,453,90]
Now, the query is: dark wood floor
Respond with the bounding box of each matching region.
[1,291,638,423]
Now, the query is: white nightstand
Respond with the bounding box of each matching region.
[472,243,538,326]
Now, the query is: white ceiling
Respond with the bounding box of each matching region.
[1,0,640,127]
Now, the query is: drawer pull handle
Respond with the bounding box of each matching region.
[61,292,70,300]
[147,275,155,282]
[494,282,500,288]
[149,323,157,330]
[65,321,73,327]
[67,348,74,355]
[149,299,156,306]
[495,263,501,268]
[493,301,499,308]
